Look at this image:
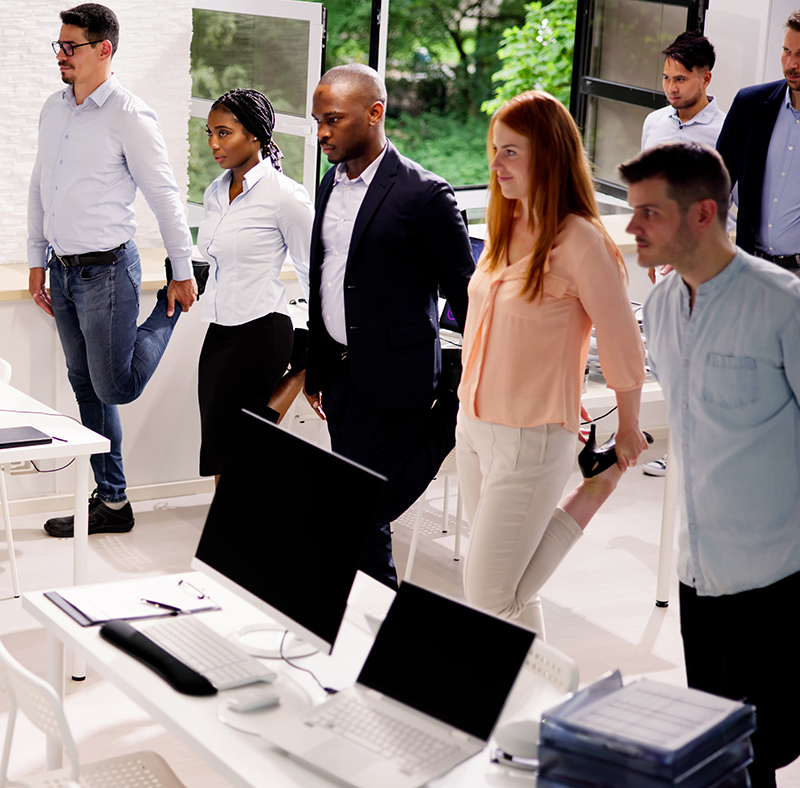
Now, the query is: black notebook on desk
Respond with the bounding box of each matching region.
[0,426,52,450]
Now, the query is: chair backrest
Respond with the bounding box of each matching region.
[0,359,11,386]
[527,637,579,706]
[0,640,81,786]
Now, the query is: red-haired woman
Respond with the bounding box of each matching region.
[457,91,648,638]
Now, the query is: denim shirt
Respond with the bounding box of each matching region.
[643,250,800,596]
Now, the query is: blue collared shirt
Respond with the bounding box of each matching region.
[641,97,726,151]
[757,87,800,255]
[643,250,800,596]
[27,76,192,279]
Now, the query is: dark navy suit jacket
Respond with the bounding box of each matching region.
[716,80,787,255]
[305,141,474,410]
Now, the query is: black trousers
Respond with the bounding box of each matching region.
[323,356,459,590]
[680,572,800,788]
[198,313,293,477]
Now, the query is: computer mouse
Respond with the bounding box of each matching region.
[226,686,281,713]
[494,719,540,760]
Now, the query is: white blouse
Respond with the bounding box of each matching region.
[198,158,313,326]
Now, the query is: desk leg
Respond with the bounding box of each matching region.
[0,468,21,597]
[71,458,89,680]
[655,436,678,607]
[45,632,65,770]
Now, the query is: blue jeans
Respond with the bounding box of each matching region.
[49,242,181,503]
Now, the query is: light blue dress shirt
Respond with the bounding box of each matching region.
[756,87,800,256]
[641,97,726,151]
[27,76,193,279]
[643,250,800,596]
[198,158,312,326]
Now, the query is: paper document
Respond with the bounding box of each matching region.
[46,575,219,626]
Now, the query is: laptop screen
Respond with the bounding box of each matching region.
[439,236,484,334]
[357,583,535,741]
[192,410,387,655]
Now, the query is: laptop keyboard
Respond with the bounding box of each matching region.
[305,695,461,775]
[140,616,276,691]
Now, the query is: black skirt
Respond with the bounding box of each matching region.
[198,312,293,476]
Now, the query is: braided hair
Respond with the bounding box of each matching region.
[212,88,284,172]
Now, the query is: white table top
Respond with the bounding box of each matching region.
[23,572,542,788]
[0,380,109,462]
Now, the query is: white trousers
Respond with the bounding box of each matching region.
[456,412,583,639]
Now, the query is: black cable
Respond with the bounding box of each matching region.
[279,631,338,695]
[1,408,81,473]
[581,405,617,426]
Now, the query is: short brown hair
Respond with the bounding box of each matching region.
[786,9,800,31]
[618,142,730,227]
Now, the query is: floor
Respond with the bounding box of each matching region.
[1,437,798,786]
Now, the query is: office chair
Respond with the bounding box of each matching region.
[0,359,21,598]
[403,447,463,582]
[0,640,188,788]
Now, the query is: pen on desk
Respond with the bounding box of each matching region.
[141,598,181,614]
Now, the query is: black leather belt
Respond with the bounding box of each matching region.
[53,242,128,268]
[753,249,800,270]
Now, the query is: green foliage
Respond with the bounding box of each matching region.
[482,0,577,115]
[386,112,491,185]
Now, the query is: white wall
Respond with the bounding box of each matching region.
[706,0,798,112]
[0,0,193,265]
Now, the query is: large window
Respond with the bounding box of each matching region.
[571,0,709,197]
[188,0,325,227]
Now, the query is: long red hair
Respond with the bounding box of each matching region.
[484,90,625,299]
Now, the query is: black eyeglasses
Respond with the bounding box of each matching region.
[51,40,102,56]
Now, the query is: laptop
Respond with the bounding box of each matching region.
[262,582,535,788]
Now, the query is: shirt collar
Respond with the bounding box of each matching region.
[333,143,388,187]
[669,96,718,127]
[681,249,745,301]
[783,86,800,117]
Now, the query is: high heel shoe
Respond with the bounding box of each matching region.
[578,423,654,478]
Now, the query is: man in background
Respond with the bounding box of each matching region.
[641,31,725,151]
[28,3,197,537]
[304,64,473,589]
[621,141,800,788]
[716,9,800,273]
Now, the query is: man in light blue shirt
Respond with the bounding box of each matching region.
[620,141,800,788]
[27,4,197,537]
[717,10,800,272]
[641,32,726,152]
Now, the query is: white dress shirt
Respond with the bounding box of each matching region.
[198,158,313,326]
[319,145,388,345]
[641,97,726,151]
[27,75,193,279]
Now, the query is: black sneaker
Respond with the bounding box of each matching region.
[44,491,135,537]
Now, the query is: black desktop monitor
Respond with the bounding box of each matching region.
[191,410,387,656]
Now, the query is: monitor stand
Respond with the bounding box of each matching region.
[232,622,317,659]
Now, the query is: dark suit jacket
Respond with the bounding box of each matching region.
[305,141,474,410]
[716,80,786,255]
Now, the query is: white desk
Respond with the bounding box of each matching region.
[22,573,544,788]
[0,380,110,595]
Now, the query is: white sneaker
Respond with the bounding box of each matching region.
[643,455,667,477]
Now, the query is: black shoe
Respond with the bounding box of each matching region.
[44,491,135,537]
[578,423,654,478]
[165,257,209,297]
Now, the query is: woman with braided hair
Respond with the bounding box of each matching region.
[197,89,313,484]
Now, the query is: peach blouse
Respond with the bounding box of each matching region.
[458,214,646,433]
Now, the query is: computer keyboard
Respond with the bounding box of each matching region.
[306,695,459,775]
[138,615,276,691]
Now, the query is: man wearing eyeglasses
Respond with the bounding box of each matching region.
[27,3,197,537]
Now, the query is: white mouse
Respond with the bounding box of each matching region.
[227,686,281,713]
[494,719,541,760]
